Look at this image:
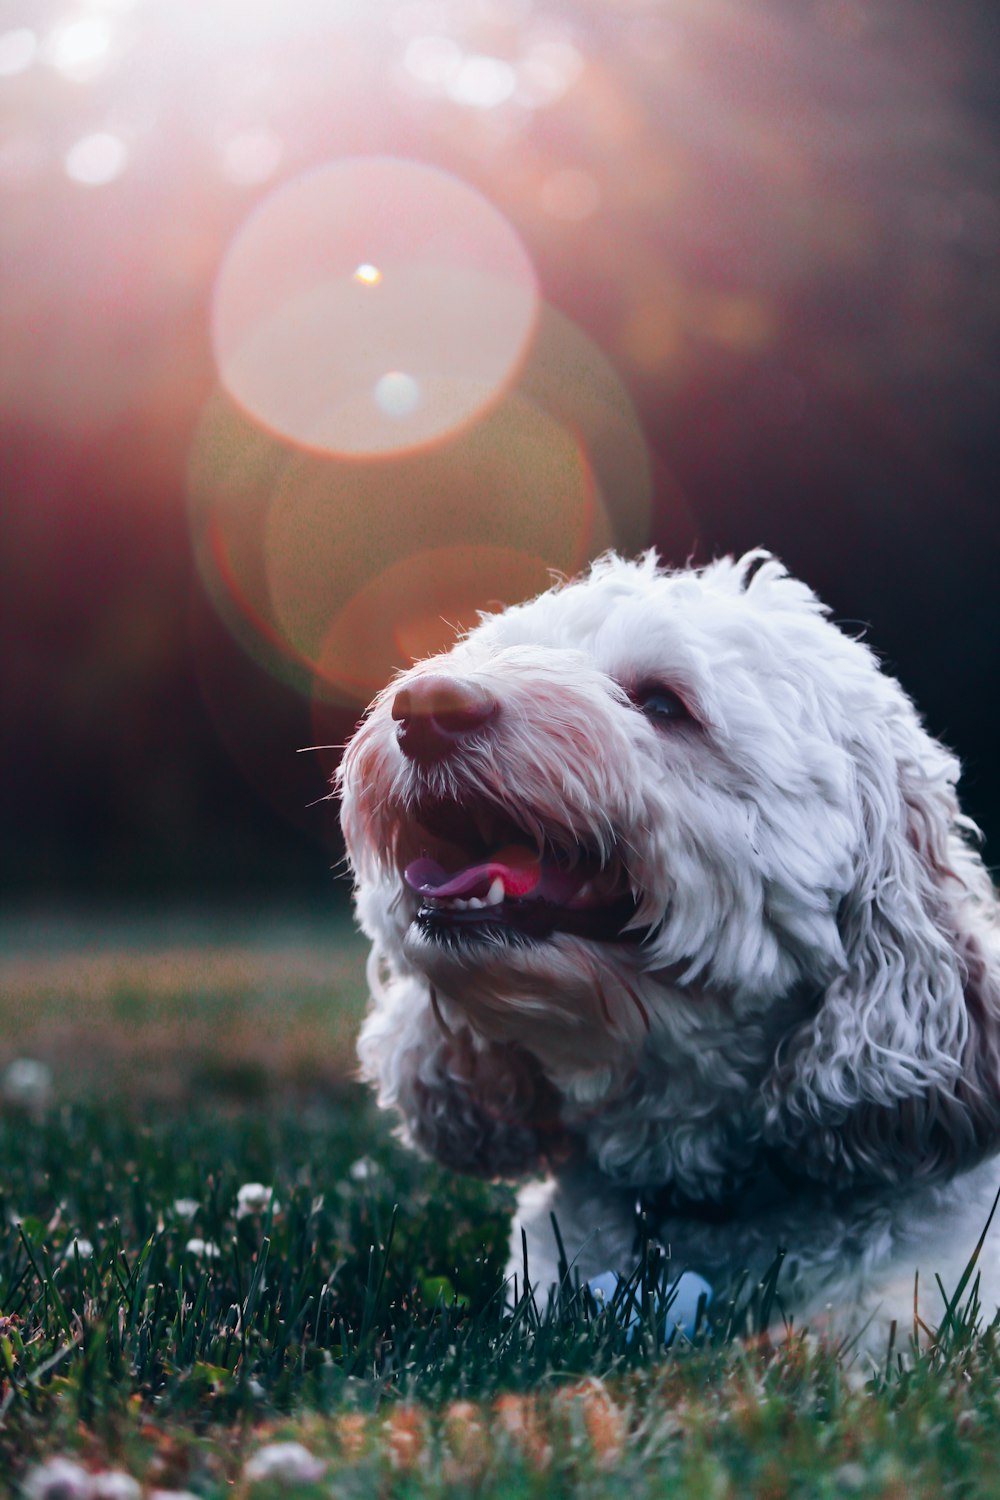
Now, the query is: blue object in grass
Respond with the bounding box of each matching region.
[588,1269,713,1341]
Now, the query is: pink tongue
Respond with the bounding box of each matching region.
[404,848,590,904]
[405,855,540,900]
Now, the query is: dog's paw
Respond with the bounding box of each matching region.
[587,1269,713,1341]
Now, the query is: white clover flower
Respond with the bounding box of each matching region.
[184,1237,221,1260]
[22,1456,93,1500]
[348,1157,374,1182]
[66,1237,95,1262]
[236,1182,279,1218]
[833,1463,870,1493]
[2,1057,53,1108]
[172,1198,199,1220]
[244,1441,327,1484]
[841,1358,875,1393]
[89,1474,141,1500]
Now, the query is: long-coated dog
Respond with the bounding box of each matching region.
[338,552,1000,1351]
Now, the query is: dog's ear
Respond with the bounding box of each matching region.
[762,706,1000,1185]
[357,956,558,1180]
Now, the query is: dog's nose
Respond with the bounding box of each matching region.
[391,675,497,763]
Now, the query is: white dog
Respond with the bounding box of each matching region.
[338,552,1000,1351]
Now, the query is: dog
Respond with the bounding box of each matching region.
[338,551,1000,1352]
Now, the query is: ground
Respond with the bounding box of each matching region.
[2,909,1000,1498]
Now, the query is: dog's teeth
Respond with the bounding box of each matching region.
[421,893,495,913]
[485,876,504,906]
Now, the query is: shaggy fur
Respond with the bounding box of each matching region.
[338,552,1000,1351]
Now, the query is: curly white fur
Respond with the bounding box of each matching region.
[338,552,1000,1352]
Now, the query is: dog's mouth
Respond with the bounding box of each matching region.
[397,796,643,945]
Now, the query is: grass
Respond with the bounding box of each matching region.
[3,913,1000,1496]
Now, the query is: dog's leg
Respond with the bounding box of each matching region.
[507,1166,636,1298]
[508,1169,711,1338]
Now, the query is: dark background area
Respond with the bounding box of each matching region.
[1,0,997,912]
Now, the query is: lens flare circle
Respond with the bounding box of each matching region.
[211,156,539,457]
[188,294,664,711]
[314,545,557,705]
[262,389,613,698]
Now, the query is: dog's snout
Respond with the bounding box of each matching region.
[391,675,497,763]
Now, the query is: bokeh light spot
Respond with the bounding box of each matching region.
[45,18,115,82]
[516,37,584,109]
[211,157,539,456]
[0,28,38,77]
[64,132,128,186]
[374,371,421,417]
[447,55,517,110]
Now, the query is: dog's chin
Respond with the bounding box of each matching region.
[409,891,643,950]
[400,910,651,1090]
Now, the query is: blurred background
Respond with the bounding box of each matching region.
[2,0,998,928]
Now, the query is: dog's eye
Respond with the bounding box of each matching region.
[633,684,692,726]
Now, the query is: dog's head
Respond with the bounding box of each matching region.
[339,552,1000,1190]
